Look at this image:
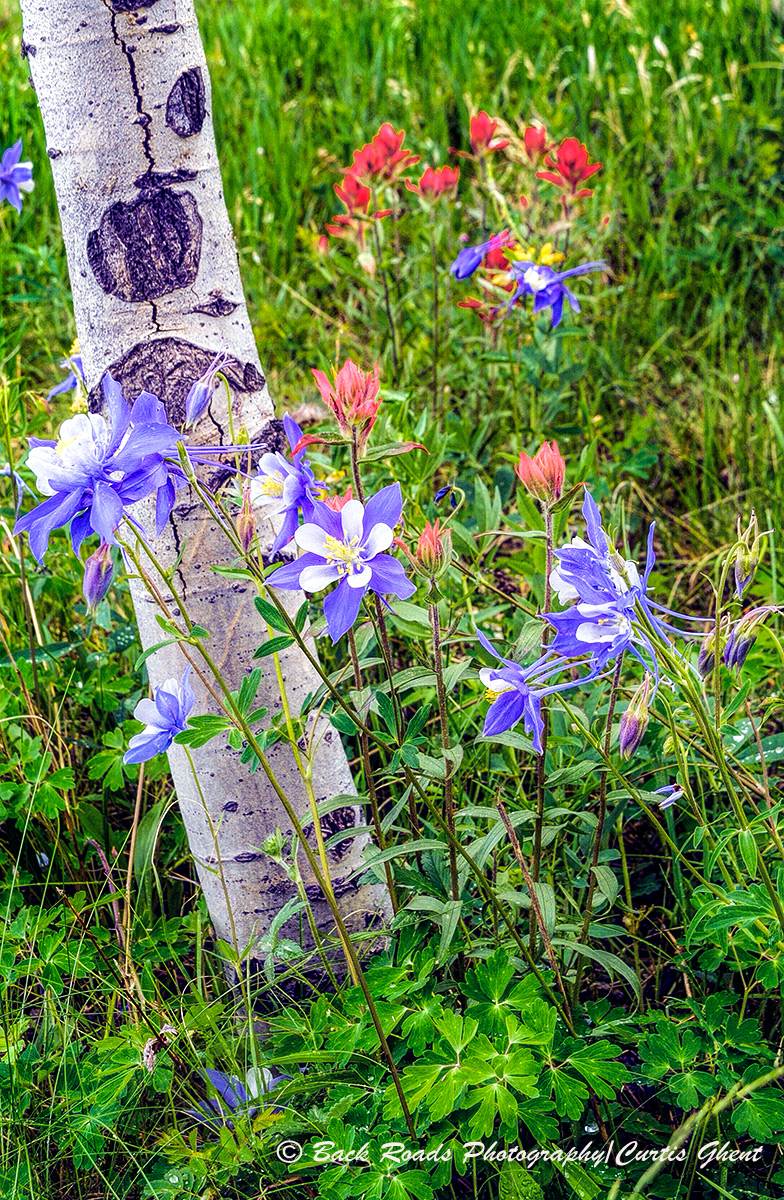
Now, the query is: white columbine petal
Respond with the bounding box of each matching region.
[479,667,513,693]
[299,562,340,591]
[340,499,365,542]
[347,564,372,589]
[362,522,394,558]
[294,523,331,555]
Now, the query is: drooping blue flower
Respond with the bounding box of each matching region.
[450,231,509,281]
[271,482,415,641]
[185,351,231,426]
[189,1066,290,1131]
[123,666,196,764]
[507,259,606,328]
[46,350,86,403]
[0,463,28,516]
[723,605,779,672]
[654,784,683,810]
[249,414,326,554]
[0,140,33,212]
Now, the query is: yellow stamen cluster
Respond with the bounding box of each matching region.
[323,533,363,575]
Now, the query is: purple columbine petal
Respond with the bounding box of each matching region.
[362,482,404,537]
[483,689,527,737]
[16,489,84,563]
[367,553,416,598]
[323,577,364,642]
[90,480,125,544]
[269,551,323,590]
[124,727,173,764]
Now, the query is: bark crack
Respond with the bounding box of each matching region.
[101,0,156,174]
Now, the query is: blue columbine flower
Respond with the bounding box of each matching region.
[476,630,598,752]
[450,231,509,280]
[46,350,86,403]
[271,482,415,641]
[0,140,34,212]
[507,259,606,328]
[16,373,185,562]
[546,600,636,670]
[249,414,326,554]
[123,666,195,763]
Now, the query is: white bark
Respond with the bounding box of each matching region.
[19,0,389,975]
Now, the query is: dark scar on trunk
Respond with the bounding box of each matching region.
[87,337,266,431]
[109,0,158,10]
[193,291,239,317]
[134,168,198,190]
[87,190,202,302]
[166,68,206,137]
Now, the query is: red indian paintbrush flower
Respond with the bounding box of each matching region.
[312,359,382,454]
[325,172,392,247]
[323,487,355,512]
[347,123,419,183]
[414,518,452,580]
[523,124,548,164]
[536,137,603,198]
[452,111,509,159]
[515,441,566,505]
[469,111,509,155]
[405,164,460,201]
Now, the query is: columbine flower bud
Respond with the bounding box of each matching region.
[734,510,761,598]
[237,487,256,554]
[515,441,565,506]
[82,542,114,612]
[414,519,452,581]
[724,606,779,671]
[618,674,652,759]
[311,358,382,455]
[697,626,718,678]
[185,351,230,426]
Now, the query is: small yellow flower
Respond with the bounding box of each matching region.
[685,22,697,41]
[537,242,565,267]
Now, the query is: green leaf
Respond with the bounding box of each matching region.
[133,799,173,883]
[253,635,295,659]
[553,939,642,1004]
[174,715,232,748]
[499,1161,545,1200]
[738,828,759,877]
[592,864,619,907]
[436,899,463,964]
[254,595,289,633]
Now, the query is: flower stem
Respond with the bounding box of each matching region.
[430,599,458,901]
[347,626,399,913]
[571,654,624,1004]
[370,187,399,376]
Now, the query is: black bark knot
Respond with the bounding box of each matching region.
[166,68,206,138]
[110,0,158,10]
[87,337,266,430]
[87,189,202,302]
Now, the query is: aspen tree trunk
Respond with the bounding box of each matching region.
[19,0,389,979]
